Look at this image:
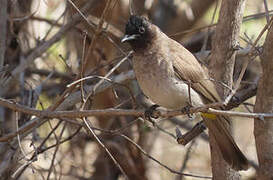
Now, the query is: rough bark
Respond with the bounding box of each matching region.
[0,1,32,178]
[0,0,7,67]
[254,18,273,180]
[209,0,245,179]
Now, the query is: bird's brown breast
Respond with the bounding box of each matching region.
[132,40,204,109]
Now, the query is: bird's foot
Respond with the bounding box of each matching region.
[181,105,193,118]
[144,104,160,125]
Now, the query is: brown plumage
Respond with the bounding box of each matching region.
[121,15,249,171]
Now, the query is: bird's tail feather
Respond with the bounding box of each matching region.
[202,114,249,171]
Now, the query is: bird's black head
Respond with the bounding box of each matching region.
[121,16,153,50]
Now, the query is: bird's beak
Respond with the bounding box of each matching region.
[121,34,140,43]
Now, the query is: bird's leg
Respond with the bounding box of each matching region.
[183,80,194,118]
[144,104,160,125]
[186,80,193,106]
[181,103,193,118]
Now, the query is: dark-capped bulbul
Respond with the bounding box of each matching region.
[121,15,249,171]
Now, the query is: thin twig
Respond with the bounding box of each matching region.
[83,117,129,179]
[80,31,88,103]
[171,10,273,37]
[46,123,67,180]
[121,134,211,179]
[16,112,28,159]
[82,0,114,74]
[2,0,96,87]
[67,0,96,29]
[13,124,81,179]
[263,0,270,23]
[42,9,67,41]
[201,0,218,52]
[82,51,132,109]
[2,97,273,142]
[223,17,273,105]
[0,70,135,145]
[1,96,273,121]
[175,140,196,180]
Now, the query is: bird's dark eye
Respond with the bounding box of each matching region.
[139,26,145,34]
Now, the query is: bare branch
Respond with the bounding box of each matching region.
[2,0,98,88]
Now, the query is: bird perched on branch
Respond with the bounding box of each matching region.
[121,15,249,171]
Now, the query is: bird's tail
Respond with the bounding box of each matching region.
[202,113,249,171]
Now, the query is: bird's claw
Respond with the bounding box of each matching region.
[144,104,160,125]
[181,105,193,118]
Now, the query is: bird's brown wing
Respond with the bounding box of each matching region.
[169,39,220,104]
[169,38,249,170]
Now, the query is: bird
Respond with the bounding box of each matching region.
[121,15,249,171]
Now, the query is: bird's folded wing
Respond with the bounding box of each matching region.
[169,39,221,104]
